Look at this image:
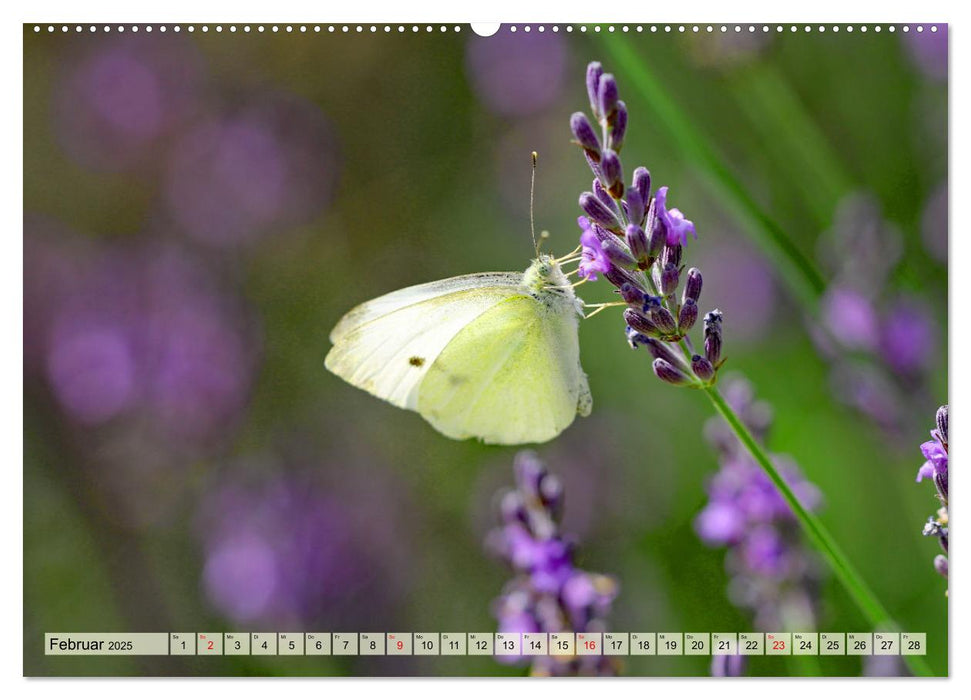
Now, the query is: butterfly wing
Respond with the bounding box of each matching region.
[325,273,523,410]
[417,294,590,445]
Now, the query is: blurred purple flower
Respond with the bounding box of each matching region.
[24,217,100,374]
[813,193,942,435]
[829,361,904,432]
[47,324,137,424]
[204,532,280,622]
[164,93,340,247]
[695,500,745,544]
[903,27,948,82]
[53,36,206,172]
[818,194,902,293]
[466,28,568,117]
[33,234,258,446]
[880,296,938,374]
[821,286,879,352]
[198,467,411,629]
[487,451,618,676]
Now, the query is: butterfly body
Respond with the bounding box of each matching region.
[325,255,590,445]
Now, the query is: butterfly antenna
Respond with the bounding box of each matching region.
[530,151,539,255]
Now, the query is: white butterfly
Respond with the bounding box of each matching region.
[325,254,591,445]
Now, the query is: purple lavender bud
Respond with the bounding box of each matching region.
[570,112,601,158]
[936,405,948,446]
[583,149,601,179]
[653,358,692,386]
[650,305,678,335]
[586,62,604,117]
[599,149,624,198]
[609,101,627,151]
[683,267,703,304]
[620,282,645,307]
[678,298,698,331]
[647,218,666,258]
[500,490,527,525]
[624,308,659,337]
[660,263,680,296]
[624,188,645,228]
[662,243,682,268]
[579,192,621,232]
[692,354,715,381]
[514,450,545,495]
[641,337,683,368]
[601,239,637,270]
[597,73,619,119]
[704,310,724,365]
[934,554,948,578]
[593,179,619,212]
[625,224,649,267]
[632,167,651,203]
[934,469,948,502]
[539,473,564,513]
[603,265,647,292]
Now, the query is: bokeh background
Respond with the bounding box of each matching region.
[23,23,947,676]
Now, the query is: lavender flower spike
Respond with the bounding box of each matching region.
[569,61,722,388]
[487,451,619,676]
[917,404,948,593]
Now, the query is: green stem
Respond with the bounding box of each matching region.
[703,385,935,677]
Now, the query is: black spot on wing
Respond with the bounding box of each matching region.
[408,356,425,367]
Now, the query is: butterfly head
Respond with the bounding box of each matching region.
[522,255,581,314]
[523,254,568,290]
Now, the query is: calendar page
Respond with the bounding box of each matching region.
[22,19,948,679]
